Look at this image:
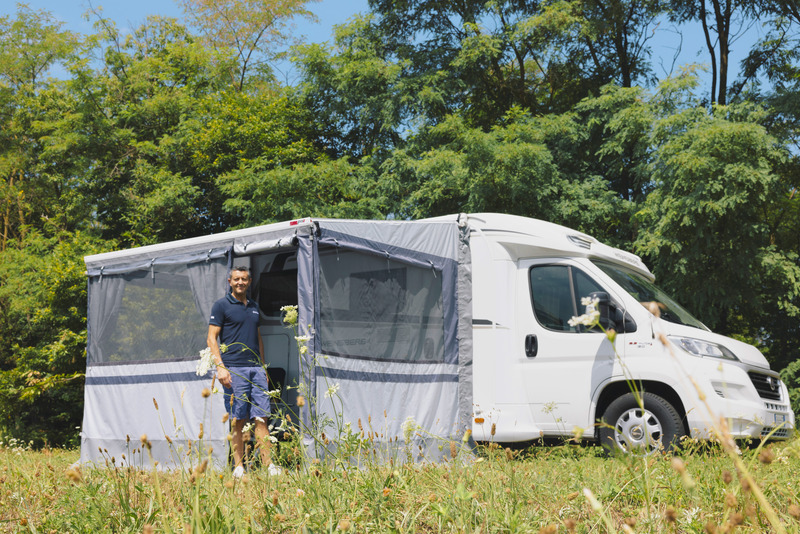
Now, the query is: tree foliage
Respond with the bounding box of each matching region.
[179,0,316,90]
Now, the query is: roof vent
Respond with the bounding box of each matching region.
[567,235,592,249]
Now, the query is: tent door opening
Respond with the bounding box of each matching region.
[247,249,300,412]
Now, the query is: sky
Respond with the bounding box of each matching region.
[2,0,763,89]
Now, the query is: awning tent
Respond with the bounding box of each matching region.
[81,216,473,469]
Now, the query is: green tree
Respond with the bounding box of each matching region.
[68,15,233,244]
[635,94,800,363]
[179,0,316,91]
[668,0,757,105]
[295,15,409,159]
[379,110,624,235]
[361,0,664,129]
[220,157,385,226]
[0,6,81,250]
[0,231,109,446]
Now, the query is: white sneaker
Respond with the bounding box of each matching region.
[232,465,245,478]
[267,463,282,476]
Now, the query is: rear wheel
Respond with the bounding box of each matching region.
[599,392,685,455]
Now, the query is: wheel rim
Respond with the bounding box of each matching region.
[613,407,663,454]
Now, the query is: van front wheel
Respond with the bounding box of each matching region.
[599,392,684,455]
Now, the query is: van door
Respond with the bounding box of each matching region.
[516,259,622,436]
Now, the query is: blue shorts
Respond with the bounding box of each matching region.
[222,366,271,420]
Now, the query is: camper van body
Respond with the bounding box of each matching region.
[81,213,794,468]
[459,213,794,447]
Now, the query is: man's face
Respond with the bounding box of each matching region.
[228,270,251,297]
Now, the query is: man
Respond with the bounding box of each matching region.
[207,266,274,476]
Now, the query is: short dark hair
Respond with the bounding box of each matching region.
[229,265,251,278]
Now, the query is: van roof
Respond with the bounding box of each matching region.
[451,213,653,280]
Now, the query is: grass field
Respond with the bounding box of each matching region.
[3,434,800,533]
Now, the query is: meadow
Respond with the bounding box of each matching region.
[2,433,800,533]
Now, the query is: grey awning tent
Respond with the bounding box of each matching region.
[81,216,473,469]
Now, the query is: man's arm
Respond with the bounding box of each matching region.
[207,324,232,388]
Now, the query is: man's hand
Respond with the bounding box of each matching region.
[216,364,232,388]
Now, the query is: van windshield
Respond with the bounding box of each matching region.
[593,261,708,330]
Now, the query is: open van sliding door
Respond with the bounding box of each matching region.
[516,259,624,438]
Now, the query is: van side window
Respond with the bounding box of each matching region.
[529,265,604,333]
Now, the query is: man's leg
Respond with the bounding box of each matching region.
[249,366,274,468]
[231,417,247,468]
[254,418,272,466]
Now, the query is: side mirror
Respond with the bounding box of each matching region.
[588,291,615,330]
[588,291,637,333]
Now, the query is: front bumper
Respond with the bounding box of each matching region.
[686,363,795,440]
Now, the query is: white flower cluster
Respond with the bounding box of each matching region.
[295,334,311,355]
[568,296,601,328]
[281,305,298,326]
[324,382,340,399]
[401,415,419,442]
[196,347,215,376]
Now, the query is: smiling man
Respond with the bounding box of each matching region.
[207,265,276,476]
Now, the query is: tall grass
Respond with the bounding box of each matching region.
[3,304,796,532]
[3,435,800,532]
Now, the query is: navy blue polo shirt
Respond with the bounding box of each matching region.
[209,294,262,367]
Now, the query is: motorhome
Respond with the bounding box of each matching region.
[81,213,794,467]
[461,213,794,451]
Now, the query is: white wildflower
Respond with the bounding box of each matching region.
[401,416,419,441]
[211,386,220,395]
[241,422,254,434]
[568,297,601,328]
[219,343,228,353]
[324,383,340,399]
[295,334,311,355]
[281,305,298,326]
[196,347,214,376]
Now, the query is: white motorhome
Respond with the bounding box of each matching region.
[81,213,794,467]
[460,213,794,451]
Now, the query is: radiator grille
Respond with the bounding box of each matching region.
[748,372,782,401]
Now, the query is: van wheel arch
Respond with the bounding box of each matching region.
[594,381,688,440]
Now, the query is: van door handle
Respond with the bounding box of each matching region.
[525,334,538,358]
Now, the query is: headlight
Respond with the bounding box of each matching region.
[669,337,739,361]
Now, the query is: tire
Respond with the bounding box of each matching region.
[598,392,685,455]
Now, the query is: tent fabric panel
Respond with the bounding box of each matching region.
[316,246,448,364]
[86,247,230,277]
[317,218,460,263]
[311,356,463,458]
[314,223,460,367]
[85,257,228,366]
[314,370,461,462]
[295,234,317,429]
[317,366,458,384]
[84,220,315,274]
[80,361,227,469]
[455,221,475,442]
